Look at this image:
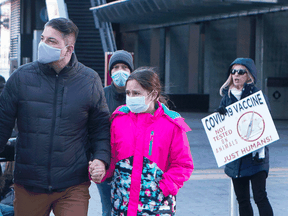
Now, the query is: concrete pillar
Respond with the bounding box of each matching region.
[136,29,151,68]
[150,28,161,68]
[198,23,205,94]
[165,27,171,93]
[255,15,265,91]
[204,18,237,111]
[258,11,288,119]
[236,16,255,59]
[150,28,165,85]
[260,11,288,84]
[165,25,189,94]
[188,24,200,94]
[133,32,139,69]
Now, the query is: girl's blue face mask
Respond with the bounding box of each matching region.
[38,41,68,64]
[111,70,130,87]
[126,91,154,113]
[126,95,150,113]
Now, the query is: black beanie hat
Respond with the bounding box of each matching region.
[109,50,134,76]
[227,58,257,84]
[0,75,6,94]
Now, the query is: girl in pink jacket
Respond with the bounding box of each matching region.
[93,67,194,216]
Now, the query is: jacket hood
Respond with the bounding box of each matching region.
[111,101,191,132]
[228,58,257,84]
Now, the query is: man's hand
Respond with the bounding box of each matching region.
[89,159,106,183]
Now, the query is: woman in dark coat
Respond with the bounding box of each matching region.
[217,58,273,216]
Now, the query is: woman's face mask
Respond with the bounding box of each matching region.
[38,41,68,64]
[111,70,130,87]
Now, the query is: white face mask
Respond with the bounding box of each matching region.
[111,70,130,87]
[38,41,68,64]
[126,95,152,113]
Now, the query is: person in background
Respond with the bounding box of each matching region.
[0,75,17,162]
[90,67,194,216]
[216,58,273,216]
[105,50,134,113]
[0,75,14,216]
[96,50,134,216]
[0,161,14,216]
[0,18,110,216]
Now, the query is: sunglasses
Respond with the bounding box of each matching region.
[230,69,247,75]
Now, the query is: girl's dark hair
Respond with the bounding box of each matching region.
[126,67,168,106]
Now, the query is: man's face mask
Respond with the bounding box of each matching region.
[38,41,68,64]
[111,70,130,87]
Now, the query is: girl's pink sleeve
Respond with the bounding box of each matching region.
[159,126,194,196]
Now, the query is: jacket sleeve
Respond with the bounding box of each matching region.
[101,120,117,182]
[159,126,194,196]
[219,95,227,108]
[0,72,18,152]
[88,73,111,168]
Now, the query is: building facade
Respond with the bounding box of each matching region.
[92,0,288,118]
[1,0,288,119]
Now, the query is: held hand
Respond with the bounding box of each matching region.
[89,159,106,183]
[215,106,228,115]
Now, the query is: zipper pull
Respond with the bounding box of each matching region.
[149,131,154,156]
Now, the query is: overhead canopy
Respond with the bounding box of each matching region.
[90,0,288,25]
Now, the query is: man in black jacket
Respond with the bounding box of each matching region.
[0,18,110,216]
[0,75,5,93]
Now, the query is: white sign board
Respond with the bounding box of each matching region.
[202,91,279,167]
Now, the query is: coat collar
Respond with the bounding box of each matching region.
[38,53,78,78]
[110,82,126,101]
[111,101,191,132]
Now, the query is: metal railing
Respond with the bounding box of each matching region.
[90,0,117,53]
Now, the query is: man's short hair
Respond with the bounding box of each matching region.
[45,18,79,44]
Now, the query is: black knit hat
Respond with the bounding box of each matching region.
[109,50,134,76]
[0,75,6,94]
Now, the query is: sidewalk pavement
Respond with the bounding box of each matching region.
[51,112,288,216]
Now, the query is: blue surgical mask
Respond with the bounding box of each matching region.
[126,95,152,113]
[111,70,130,87]
[38,41,67,64]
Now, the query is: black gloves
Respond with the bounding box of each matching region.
[253,152,264,163]
[215,106,227,115]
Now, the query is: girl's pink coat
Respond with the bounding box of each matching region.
[104,102,193,215]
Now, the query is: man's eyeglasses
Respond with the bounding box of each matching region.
[230,69,247,75]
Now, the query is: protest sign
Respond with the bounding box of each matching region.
[202,90,279,167]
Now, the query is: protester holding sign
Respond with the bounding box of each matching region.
[90,67,194,216]
[216,58,273,216]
